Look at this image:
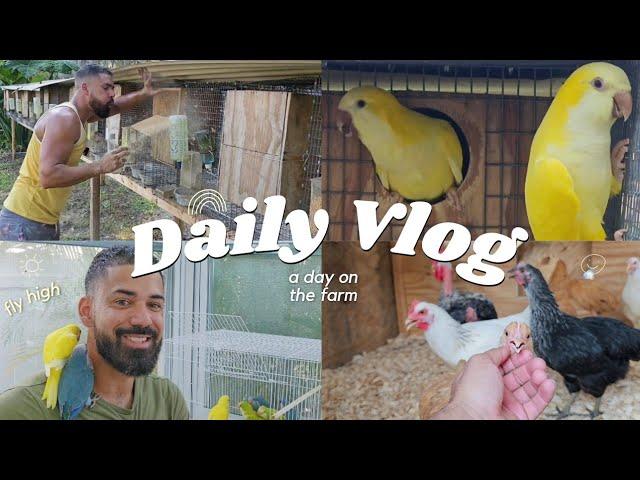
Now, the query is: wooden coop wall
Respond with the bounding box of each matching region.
[322,91,553,241]
[322,241,398,369]
[218,90,313,215]
[392,248,528,335]
[516,241,640,317]
[392,241,640,335]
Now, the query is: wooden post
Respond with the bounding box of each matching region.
[11,118,16,161]
[90,176,100,240]
[174,216,186,238]
[100,174,106,186]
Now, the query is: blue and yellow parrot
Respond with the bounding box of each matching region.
[58,344,96,420]
[525,62,632,240]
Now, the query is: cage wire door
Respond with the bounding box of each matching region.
[321,61,624,241]
[163,312,321,420]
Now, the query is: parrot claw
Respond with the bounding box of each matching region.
[614,228,628,241]
[88,393,100,408]
[611,138,630,183]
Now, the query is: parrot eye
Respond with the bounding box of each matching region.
[592,77,604,90]
[357,99,366,108]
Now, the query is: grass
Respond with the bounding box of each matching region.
[0,166,13,191]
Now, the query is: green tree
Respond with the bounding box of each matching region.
[0,60,80,151]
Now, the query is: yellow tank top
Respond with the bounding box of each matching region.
[4,102,87,225]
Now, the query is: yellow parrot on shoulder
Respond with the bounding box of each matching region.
[337,86,464,210]
[525,62,632,240]
[41,324,81,409]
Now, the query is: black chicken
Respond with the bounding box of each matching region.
[510,262,640,419]
[433,261,498,323]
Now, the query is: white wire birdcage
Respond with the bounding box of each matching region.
[162,312,321,420]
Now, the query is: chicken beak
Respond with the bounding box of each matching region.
[336,109,353,137]
[506,266,516,279]
[404,317,417,330]
[613,91,633,122]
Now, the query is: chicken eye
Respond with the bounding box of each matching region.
[592,77,604,90]
[419,310,425,314]
[357,99,366,108]
[505,331,508,336]
[527,334,531,338]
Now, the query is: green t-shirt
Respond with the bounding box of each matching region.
[0,372,190,420]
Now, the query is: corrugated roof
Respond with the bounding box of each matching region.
[111,60,321,82]
[1,77,74,91]
[1,61,321,90]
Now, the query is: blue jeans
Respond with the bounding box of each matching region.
[0,208,60,241]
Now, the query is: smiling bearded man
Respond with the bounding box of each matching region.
[0,245,189,420]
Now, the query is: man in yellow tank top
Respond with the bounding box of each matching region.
[0,64,165,241]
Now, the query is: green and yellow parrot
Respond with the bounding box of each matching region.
[238,400,262,420]
[525,62,632,240]
[208,395,230,420]
[256,405,283,420]
[337,86,464,209]
[41,324,81,409]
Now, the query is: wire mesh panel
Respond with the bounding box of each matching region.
[617,61,640,240]
[322,61,589,241]
[114,77,321,242]
[163,312,321,420]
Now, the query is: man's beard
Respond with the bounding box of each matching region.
[89,97,113,119]
[95,325,162,376]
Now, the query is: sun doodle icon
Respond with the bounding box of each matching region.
[20,254,44,277]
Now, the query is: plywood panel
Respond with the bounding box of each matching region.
[218,144,281,214]
[218,90,308,215]
[221,90,289,156]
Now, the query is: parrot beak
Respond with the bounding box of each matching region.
[613,91,633,122]
[336,109,353,137]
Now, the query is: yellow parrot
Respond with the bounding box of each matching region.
[41,324,81,409]
[525,62,632,240]
[337,86,464,209]
[208,395,230,420]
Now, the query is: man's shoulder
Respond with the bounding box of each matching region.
[41,107,81,135]
[2,372,47,395]
[0,373,51,420]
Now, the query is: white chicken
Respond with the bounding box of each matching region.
[621,257,640,328]
[405,300,531,367]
